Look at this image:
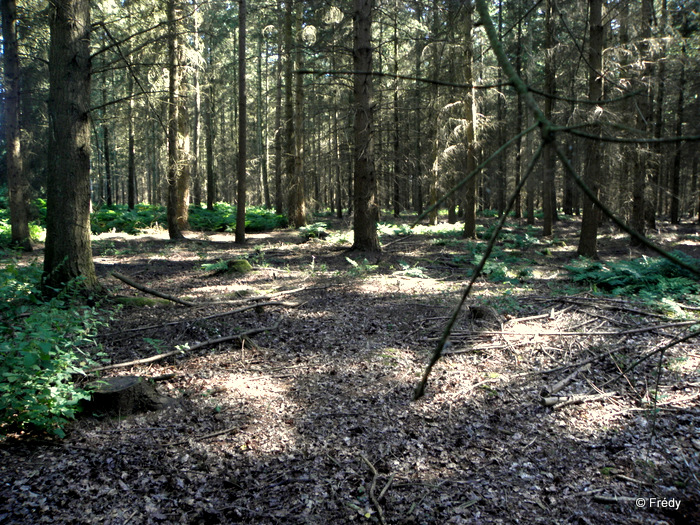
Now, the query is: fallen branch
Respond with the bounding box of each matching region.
[540,364,591,397]
[112,271,195,306]
[89,323,279,372]
[102,301,299,339]
[360,454,387,525]
[598,329,700,390]
[591,494,637,505]
[196,285,319,306]
[541,392,615,409]
[164,426,240,447]
[453,320,698,338]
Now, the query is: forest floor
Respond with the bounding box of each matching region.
[1,216,700,524]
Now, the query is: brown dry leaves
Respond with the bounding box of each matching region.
[1,231,699,524]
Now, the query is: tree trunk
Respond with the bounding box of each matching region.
[258,32,271,210]
[286,1,306,228]
[236,0,247,243]
[630,0,653,245]
[166,0,184,239]
[1,0,31,251]
[192,14,202,208]
[351,0,380,251]
[274,0,284,215]
[392,2,401,218]
[206,82,216,210]
[462,1,477,239]
[577,0,604,258]
[542,0,556,237]
[44,0,97,292]
[670,43,685,224]
[513,18,523,219]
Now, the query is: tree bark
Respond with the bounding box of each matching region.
[44,0,97,291]
[166,0,184,239]
[577,0,604,258]
[351,0,380,251]
[236,0,247,243]
[630,0,653,244]
[286,1,306,228]
[670,43,685,224]
[1,0,31,251]
[542,0,556,237]
[462,1,477,239]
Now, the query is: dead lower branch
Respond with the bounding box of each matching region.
[89,323,279,372]
[112,271,196,306]
[101,301,299,339]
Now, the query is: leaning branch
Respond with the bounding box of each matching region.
[413,144,543,400]
[111,271,196,306]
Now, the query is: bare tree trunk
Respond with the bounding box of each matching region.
[286,1,306,228]
[577,0,604,258]
[542,0,556,237]
[513,18,523,219]
[462,1,477,238]
[351,0,380,251]
[44,0,97,291]
[205,82,215,210]
[166,0,184,239]
[235,0,247,243]
[630,0,653,245]
[2,0,31,251]
[670,43,686,224]
[192,13,202,208]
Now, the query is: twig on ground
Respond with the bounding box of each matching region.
[540,364,591,397]
[164,426,240,447]
[102,301,299,339]
[112,271,196,306]
[89,323,279,372]
[360,454,387,525]
[541,392,615,409]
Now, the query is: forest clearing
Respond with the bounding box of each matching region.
[1,215,699,524]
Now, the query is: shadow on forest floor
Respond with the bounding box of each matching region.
[2,216,699,524]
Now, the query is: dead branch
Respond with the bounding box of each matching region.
[591,494,637,504]
[597,329,700,390]
[101,301,299,339]
[558,297,669,319]
[455,320,698,338]
[89,323,279,372]
[197,285,317,306]
[164,426,240,447]
[541,392,615,409]
[112,271,196,306]
[360,454,387,525]
[540,364,591,397]
[506,306,573,324]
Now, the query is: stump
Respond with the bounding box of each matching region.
[83,376,175,417]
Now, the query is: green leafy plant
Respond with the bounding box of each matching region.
[90,202,288,235]
[299,222,330,240]
[0,264,105,438]
[565,252,700,307]
[346,257,378,276]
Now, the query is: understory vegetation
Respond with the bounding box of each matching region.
[0,264,105,437]
[0,194,288,248]
[1,215,699,523]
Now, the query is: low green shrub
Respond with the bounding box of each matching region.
[92,203,287,235]
[565,253,700,307]
[299,222,330,240]
[0,264,104,438]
